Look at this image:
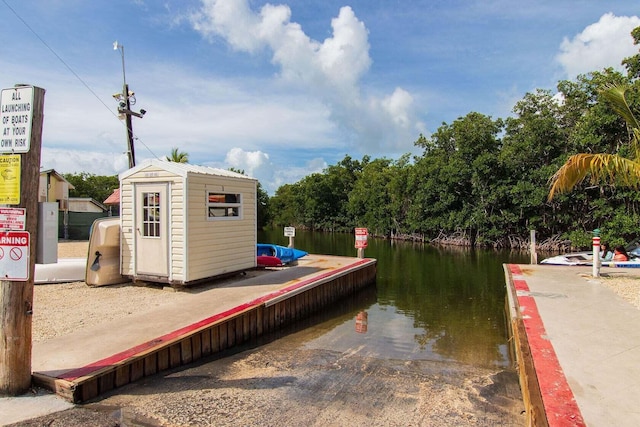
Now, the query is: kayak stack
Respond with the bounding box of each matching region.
[256,243,308,267]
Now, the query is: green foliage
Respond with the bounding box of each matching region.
[167,148,189,163]
[622,26,640,79]
[64,173,119,203]
[258,25,640,248]
[564,230,593,250]
[256,181,270,230]
[265,45,640,248]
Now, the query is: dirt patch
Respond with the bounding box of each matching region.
[57,241,89,258]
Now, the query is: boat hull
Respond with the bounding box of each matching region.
[541,252,640,267]
[85,217,127,286]
[35,258,86,284]
[256,255,283,267]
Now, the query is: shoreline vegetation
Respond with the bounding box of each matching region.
[390,231,572,251]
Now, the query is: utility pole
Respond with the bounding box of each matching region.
[0,85,45,395]
[113,41,145,169]
[123,83,136,169]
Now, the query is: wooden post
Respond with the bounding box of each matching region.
[530,230,537,264]
[0,85,44,395]
[355,227,368,259]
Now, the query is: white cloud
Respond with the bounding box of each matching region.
[190,0,422,154]
[8,0,423,190]
[223,147,275,192]
[31,59,338,178]
[225,147,270,176]
[556,13,640,78]
[42,147,129,176]
[271,157,327,191]
[218,147,326,194]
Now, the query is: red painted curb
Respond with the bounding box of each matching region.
[60,258,373,381]
[507,264,586,427]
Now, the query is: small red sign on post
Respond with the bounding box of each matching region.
[355,227,368,249]
[0,207,26,230]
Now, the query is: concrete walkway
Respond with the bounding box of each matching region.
[505,264,640,426]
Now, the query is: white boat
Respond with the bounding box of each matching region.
[35,217,126,285]
[85,217,127,286]
[541,240,640,267]
[35,257,86,284]
[540,252,594,266]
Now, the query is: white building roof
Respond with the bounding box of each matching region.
[119,159,257,181]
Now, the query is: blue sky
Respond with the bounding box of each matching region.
[1,0,638,194]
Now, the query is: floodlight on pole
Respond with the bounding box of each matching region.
[113,40,145,169]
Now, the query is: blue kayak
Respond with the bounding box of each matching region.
[256,243,307,264]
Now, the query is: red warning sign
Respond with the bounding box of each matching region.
[355,227,368,249]
[0,230,29,281]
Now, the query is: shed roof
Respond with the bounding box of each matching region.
[119,159,257,181]
[103,188,120,205]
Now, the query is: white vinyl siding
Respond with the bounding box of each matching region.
[119,160,256,285]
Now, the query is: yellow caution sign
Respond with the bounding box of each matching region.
[0,155,21,204]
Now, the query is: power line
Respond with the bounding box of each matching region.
[1,0,159,161]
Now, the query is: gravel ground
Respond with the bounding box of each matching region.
[599,275,640,309]
[34,241,265,342]
[34,241,185,342]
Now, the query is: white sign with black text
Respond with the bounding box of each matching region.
[0,86,34,153]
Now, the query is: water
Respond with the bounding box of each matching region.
[80,229,527,425]
[259,229,531,369]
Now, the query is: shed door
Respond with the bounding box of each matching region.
[134,183,169,277]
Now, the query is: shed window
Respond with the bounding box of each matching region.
[207,192,242,219]
[142,191,161,237]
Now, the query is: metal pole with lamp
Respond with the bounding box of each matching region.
[113,41,146,169]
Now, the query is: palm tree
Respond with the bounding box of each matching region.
[548,84,640,200]
[166,148,189,163]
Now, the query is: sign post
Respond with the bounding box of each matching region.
[355,227,368,258]
[0,85,44,396]
[284,226,295,248]
[592,230,601,278]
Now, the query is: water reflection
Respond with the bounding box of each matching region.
[355,311,368,333]
[258,229,529,369]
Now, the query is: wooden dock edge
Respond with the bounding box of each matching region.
[503,264,548,427]
[33,259,377,403]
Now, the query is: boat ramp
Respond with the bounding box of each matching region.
[505,263,640,426]
[32,254,376,403]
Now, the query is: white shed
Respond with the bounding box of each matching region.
[119,159,258,286]
[68,198,107,213]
